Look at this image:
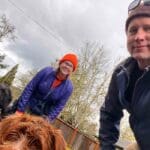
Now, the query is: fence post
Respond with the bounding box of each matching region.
[94,143,99,150]
[68,128,78,146]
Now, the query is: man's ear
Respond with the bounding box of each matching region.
[51,130,66,150]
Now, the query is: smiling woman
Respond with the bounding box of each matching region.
[7,53,78,123]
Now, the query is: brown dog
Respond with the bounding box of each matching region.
[0,114,66,150]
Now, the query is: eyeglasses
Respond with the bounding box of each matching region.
[128,0,150,13]
[63,61,73,68]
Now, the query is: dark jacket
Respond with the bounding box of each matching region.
[99,57,150,150]
[17,66,73,121]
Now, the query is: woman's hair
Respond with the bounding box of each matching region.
[0,114,66,150]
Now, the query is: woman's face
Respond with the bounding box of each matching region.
[59,61,74,76]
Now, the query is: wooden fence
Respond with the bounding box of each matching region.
[52,118,130,150]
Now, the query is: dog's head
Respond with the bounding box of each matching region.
[0,114,66,150]
[0,83,12,110]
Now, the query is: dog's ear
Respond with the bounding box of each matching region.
[50,130,66,150]
[0,83,12,109]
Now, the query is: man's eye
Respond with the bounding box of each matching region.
[144,25,150,32]
[128,27,137,35]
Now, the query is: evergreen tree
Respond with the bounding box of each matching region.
[0,54,8,69]
[0,64,19,86]
[0,14,16,70]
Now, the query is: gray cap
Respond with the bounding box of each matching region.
[126,5,150,31]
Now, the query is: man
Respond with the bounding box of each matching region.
[99,0,150,149]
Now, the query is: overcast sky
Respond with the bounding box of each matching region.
[0,0,133,129]
[0,0,131,72]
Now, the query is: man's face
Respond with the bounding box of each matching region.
[127,17,150,61]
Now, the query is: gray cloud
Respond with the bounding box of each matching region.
[0,0,131,70]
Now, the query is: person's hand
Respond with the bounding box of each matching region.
[15,110,24,116]
[42,115,51,123]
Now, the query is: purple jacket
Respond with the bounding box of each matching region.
[17,66,73,121]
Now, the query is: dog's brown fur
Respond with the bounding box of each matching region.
[0,114,66,150]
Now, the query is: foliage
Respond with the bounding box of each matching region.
[0,54,8,69]
[0,14,15,42]
[0,64,19,86]
[10,69,37,100]
[16,70,37,91]
[60,42,111,136]
[9,69,36,101]
[120,125,135,142]
[120,111,136,142]
[0,14,16,70]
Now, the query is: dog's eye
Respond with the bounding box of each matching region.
[5,131,20,142]
[27,136,42,150]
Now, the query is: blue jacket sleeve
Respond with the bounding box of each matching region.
[48,85,73,121]
[17,67,50,112]
[99,71,123,150]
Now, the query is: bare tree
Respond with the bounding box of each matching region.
[16,70,37,91]
[9,69,37,101]
[0,15,15,42]
[120,125,135,142]
[60,42,112,136]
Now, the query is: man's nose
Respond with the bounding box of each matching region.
[135,28,145,41]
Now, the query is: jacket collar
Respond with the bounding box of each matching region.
[117,57,138,77]
[119,57,150,75]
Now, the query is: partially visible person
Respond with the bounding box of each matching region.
[99,0,150,149]
[9,53,78,122]
[0,114,66,150]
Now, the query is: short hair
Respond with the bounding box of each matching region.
[0,114,66,150]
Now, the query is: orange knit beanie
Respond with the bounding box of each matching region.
[59,53,78,71]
